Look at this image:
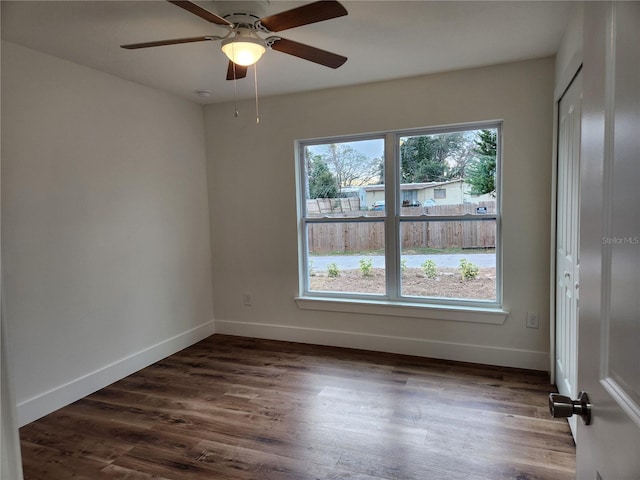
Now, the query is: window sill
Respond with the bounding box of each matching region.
[294,296,509,325]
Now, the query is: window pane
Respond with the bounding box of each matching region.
[307,221,385,295]
[399,128,497,216]
[400,220,496,301]
[299,123,501,307]
[304,139,384,218]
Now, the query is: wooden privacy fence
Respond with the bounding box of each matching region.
[307,197,362,215]
[308,201,496,253]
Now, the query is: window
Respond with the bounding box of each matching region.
[401,190,419,206]
[297,123,501,310]
[434,188,446,199]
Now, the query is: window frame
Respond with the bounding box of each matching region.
[296,122,505,320]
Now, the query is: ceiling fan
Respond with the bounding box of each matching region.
[121,0,348,80]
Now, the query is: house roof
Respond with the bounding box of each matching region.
[363,179,464,192]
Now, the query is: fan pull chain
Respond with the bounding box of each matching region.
[254,62,260,124]
[231,43,239,118]
[233,76,239,118]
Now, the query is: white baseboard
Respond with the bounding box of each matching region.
[17,320,215,427]
[214,319,549,372]
[17,318,548,427]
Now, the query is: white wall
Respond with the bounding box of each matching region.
[1,41,214,425]
[205,57,555,371]
[555,2,583,97]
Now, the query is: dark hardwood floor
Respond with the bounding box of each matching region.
[20,335,575,480]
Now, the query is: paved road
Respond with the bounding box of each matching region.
[310,253,495,271]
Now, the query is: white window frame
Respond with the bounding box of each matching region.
[295,122,508,324]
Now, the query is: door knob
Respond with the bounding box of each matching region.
[548,391,591,425]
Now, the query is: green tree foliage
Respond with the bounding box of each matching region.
[307,155,338,198]
[466,130,497,196]
[475,129,497,157]
[400,132,467,183]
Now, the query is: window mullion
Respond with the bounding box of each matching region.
[384,132,400,300]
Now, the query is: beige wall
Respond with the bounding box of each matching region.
[205,57,555,370]
[0,42,556,432]
[555,2,583,98]
[423,181,464,205]
[1,41,214,424]
[366,189,385,206]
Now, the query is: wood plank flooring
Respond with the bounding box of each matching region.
[20,335,575,480]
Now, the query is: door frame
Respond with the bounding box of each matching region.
[1,157,25,478]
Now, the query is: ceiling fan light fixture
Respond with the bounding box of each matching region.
[221,35,266,66]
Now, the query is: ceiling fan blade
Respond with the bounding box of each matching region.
[167,1,232,26]
[270,37,347,69]
[226,61,248,80]
[259,0,347,32]
[121,36,213,49]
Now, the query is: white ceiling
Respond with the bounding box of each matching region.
[1,1,573,104]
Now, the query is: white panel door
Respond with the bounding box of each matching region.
[555,70,581,438]
[577,3,640,478]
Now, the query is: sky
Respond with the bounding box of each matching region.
[307,138,384,160]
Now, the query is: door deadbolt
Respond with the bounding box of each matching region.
[548,391,592,425]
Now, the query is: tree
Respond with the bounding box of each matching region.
[314,144,382,193]
[325,144,382,190]
[465,155,495,196]
[400,132,467,183]
[307,155,338,198]
[376,160,385,185]
[466,129,497,196]
[445,132,478,179]
[474,129,497,157]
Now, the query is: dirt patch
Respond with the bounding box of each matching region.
[310,267,496,300]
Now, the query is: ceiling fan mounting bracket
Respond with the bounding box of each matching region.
[264,36,280,48]
[254,20,271,34]
[222,13,261,30]
[206,33,230,41]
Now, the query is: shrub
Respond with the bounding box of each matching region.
[401,258,407,274]
[459,258,479,280]
[359,258,373,277]
[327,262,340,278]
[421,259,438,279]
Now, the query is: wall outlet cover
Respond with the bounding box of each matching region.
[526,312,539,329]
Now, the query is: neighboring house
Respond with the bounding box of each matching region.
[363,179,494,209]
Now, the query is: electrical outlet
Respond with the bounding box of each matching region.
[243,292,252,306]
[526,312,539,329]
